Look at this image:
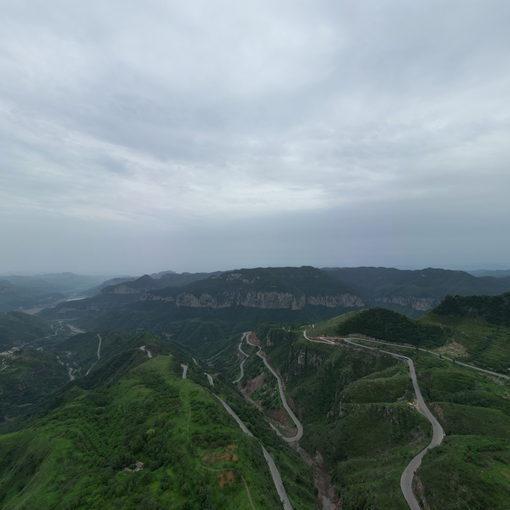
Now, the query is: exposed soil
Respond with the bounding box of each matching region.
[202,444,239,466]
[413,475,431,510]
[243,372,266,397]
[292,444,341,510]
[218,470,235,488]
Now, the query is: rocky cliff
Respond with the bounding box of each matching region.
[144,290,364,310]
[373,296,437,311]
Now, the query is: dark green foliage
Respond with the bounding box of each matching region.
[0,348,68,422]
[336,308,446,347]
[434,292,510,326]
[418,436,510,510]
[255,326,428,509]
[324,267,510,299]
[0,312,51,349]
[0,354,317,510]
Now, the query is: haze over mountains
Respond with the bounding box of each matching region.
[2,1,510,508]
[1,263,509,509]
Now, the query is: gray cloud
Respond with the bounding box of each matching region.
[1,0,510,273]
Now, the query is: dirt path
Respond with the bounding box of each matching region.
[242,476,257,510]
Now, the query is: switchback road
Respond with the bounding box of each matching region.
[245,334,304,442]
[304,330,445,510]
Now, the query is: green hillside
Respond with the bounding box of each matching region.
[249,325,427,509]
[433,292,510,326]
[0,312,52,349]
[324,267,510,299]
[313,307,446,347]
[252,324,510,510]
[0,349,317,510]
[0,348,68,423]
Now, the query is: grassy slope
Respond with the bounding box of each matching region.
[311,308,446,347]
[312,305,510,373]
[0,350,317,510]
[257,322,510,510]
[413,354,510,510]
[421,313,510,372]
[255,325,430,510]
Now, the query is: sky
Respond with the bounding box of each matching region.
[1,0,510,275]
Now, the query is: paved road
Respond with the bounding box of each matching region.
[139,345,152,359]
[215,395,294,510]
[304,330,445,510]
[349,336,509,380]
[246,334,304,442]
[85,334,103,376]
[233,332,250,384]
[205,373,214,386]
[399,356,445,510]
[96,333,103,359]
[181,363,188,379]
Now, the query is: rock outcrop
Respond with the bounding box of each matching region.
[144,290,364,310]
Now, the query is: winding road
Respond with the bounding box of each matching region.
[85,333,103,376]
[215,395,294,510]
[139,345,152,359]
[304,329,445,510]
[347,336,509,380]
[245,334,303,442]
[233,332,250,384]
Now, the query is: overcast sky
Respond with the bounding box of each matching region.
[1,0,510,275]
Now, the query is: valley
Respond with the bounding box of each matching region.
[0,266,509,509]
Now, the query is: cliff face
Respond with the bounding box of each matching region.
[373,296,437,311]
[144,290,364,310]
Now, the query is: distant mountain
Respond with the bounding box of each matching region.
[0,273,122,312]
[468,269,510,278]
[3,273,114,295]
[323,266,510,313]
[40,265,510,344]
[148,266,362,309]
[0,279,63,312]
[101,271,221,295]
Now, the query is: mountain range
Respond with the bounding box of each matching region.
[0,265,509,509]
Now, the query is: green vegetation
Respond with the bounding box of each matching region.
[324,267,510,300]
[0,351,317,509]
[434,292,510,326]
[0,312,51,349]
[0,348,68,422]
[256,322,510,510]
[155,266,354,299]
[411,354,510,509]
[334,308,446,347]
[252,325,429,509]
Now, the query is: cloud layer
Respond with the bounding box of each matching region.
[2,1,510,273]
